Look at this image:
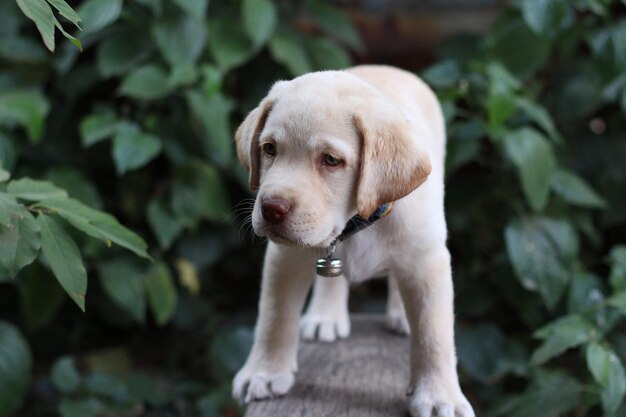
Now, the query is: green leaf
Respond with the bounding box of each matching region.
[152,13,207,67]
[488,92,516,130]
[446,119,484,173]
[200,65,223,96]
[0,206,40,277]
[51,356,81,393]
[126,373,172,406]
[78,0,122,33]
[170,161,231,227]
[8,178,68,201]
[0,193,22,227]
[269,33,312,76]
[16,0,56,51]
[611,21,626,70]
[456,323,508,383]
[574,0,611,15]
[173,0,208,19]
[503,128,556,211]
[59,398,105,417]
[305,0,363,52]
[521,0,574,37]
[45,168,103,210]
[607,291,626,315]
[146,200,183,250]
[552,169,606,208]
[17,264,65,331]
[305,37,351,71]
[79,110,119,147]
[0,167,10,183]
[567,272,603,315]
[531,315,595,365]
[186,91,234,166]
[208,18,253,71]
[112,122,162,175]
[38,214,87,311]
[505,217,578,309]
[586,343,626,414]
[421,60,462,89]
[486,62,522,94]
[609,246,626,291]
[0,264,9,282]
[83,372,124,399]
[0,132,17,172]
[0,90,50,143]
[242,0,277,47]
[96,29,153,77]
[211,326,254,377]
[46,0,82,29]
[505,370,580,417]
[38,197,150,260]
[0,36,47,62]
[442,99,457,124]
[99,259,146,323]
[145,262,178,325]
[515,97,561,143]
[485,16,551,79]
[168,64,199,88]
[0,321,32,416]
[552,71,603,121]
[119,65,172,100]
[52,16,82,51]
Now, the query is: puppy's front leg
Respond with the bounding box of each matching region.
[233,242,316,403]
[395,247,475,417]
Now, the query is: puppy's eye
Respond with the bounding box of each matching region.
[262,143,276,157]
[322,154,343,167]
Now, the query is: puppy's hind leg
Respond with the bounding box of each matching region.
[300,275,350,342]
[386,275,410,335]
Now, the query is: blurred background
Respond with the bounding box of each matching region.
[1,0,626,416]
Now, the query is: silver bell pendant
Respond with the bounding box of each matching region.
[316,240,343,277]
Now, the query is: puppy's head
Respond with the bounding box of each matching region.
[235,71,431,247]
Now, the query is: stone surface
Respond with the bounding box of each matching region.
[245,315,411,417]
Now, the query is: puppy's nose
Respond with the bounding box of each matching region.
[261,196,292,224]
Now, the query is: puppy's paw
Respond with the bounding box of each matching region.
[385,311,410,335]
[232,365,295,403]
[407,380,475,417]
[300,312,350,342]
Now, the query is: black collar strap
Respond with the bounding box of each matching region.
[335,202,394,243]
[316,202,394,278]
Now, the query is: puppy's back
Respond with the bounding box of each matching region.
[346,65,445,160]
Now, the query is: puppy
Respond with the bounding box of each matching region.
[232,65,474,417]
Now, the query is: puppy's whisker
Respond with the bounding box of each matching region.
[227,206,254,223]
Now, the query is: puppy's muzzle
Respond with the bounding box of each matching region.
[261,196,292,225]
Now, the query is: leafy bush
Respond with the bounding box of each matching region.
[1,0,626,416]
[1,0,357,415]
[424,1,626,415]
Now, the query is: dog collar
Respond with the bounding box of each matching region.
[316,202,394,277]
[336,202,394,242]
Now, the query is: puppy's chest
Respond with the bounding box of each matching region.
[335,230,388,282]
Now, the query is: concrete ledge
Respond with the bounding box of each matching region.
[245,315,410,417]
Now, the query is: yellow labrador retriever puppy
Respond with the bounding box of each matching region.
[233,65,474,417]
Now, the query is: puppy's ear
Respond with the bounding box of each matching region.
[353,109,432,218]
[235,99,274,191]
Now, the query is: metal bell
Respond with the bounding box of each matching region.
[316,257,343,277]
[316,240,343,277]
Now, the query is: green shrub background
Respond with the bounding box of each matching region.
[1,0,626,416]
